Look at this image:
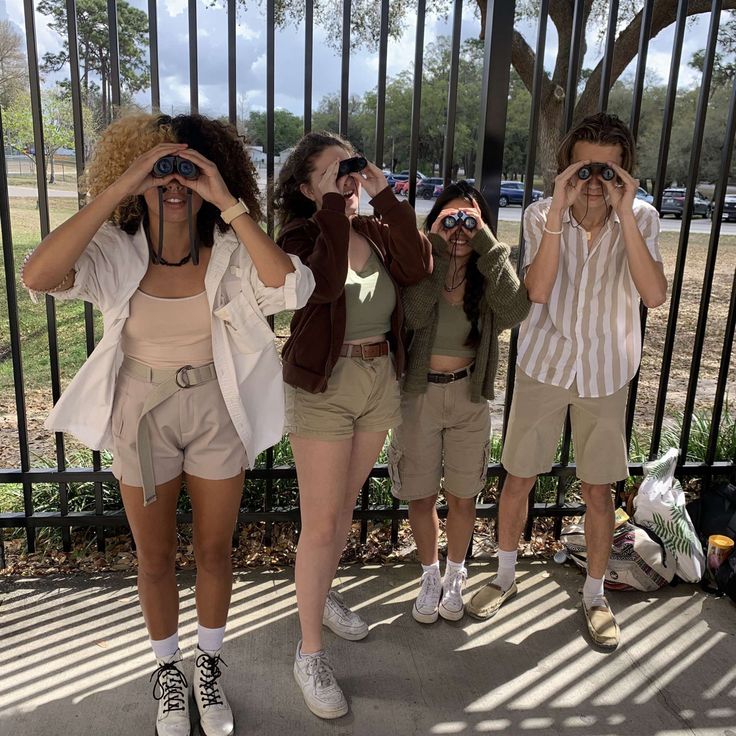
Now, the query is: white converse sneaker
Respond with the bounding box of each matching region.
[412,568,442,624]
[293,642,348,719]
[322,590,369,640]
[192,647,234,736]
[439,566,467,621]
[150,650,191,736]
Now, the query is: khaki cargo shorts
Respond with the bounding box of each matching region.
[388,376,492,501]
[500,370,629,485]
[284,354,402,440]
[110,366,247,488]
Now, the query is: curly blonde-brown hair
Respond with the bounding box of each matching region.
[83,112,263,245]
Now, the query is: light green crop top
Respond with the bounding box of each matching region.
[431,296,476,358]
[343,250,396,341]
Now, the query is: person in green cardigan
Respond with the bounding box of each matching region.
[388,181,530,623]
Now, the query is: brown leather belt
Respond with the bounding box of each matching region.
[338,340,390,359]
[427,364,474,384]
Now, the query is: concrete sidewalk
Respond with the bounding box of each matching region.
[1,561,735,736]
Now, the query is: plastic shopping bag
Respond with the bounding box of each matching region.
[633,448,705,583]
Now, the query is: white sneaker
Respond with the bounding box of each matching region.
[322,590,369,640]
[293,642,349,719]
[150,650,191,736]
[192,647,234,736]
[439,566,467,621]
[412,568,442,624]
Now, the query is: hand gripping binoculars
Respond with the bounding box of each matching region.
[337,156,368,178]
[441,210,478,231]
[577,162,616,182]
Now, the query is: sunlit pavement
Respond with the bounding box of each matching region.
[2,561,734,735]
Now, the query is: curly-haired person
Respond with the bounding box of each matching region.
[388,181,529,624]
[21,113,315,736]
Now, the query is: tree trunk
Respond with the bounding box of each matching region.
[48,153,55,184]
[538,96,565,195]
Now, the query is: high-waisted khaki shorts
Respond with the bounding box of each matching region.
[388,375,492,501]
[500,369,629,485]
[110,366,248,488]
[284,354,401,440]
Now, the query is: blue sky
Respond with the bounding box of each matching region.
[4,0,714,119]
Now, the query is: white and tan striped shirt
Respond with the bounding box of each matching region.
[517,197,662,398]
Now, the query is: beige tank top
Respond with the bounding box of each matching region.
[343,250,396,342]
[121,289,213,368]
[432,297,476,358]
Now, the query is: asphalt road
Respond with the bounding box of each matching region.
[8,184,736,235]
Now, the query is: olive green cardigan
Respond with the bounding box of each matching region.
[402,227,531,402]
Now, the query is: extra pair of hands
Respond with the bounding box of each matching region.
[116,142,236,212]
[551,159,639,217]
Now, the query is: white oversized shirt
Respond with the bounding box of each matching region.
[37,222,315,465]
[517,197,662,398]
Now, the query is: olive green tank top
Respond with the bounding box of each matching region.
[431,296,476,358]
[343,250,396,341]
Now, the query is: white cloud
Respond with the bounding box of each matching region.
[163,0,187,19]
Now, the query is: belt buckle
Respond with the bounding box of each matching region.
[175,364,194,388]
[360,343,375,360]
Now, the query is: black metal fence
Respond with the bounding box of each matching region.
[1,0,735,566]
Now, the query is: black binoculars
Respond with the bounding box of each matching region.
[152,155,199,180]
[442,211,478,231]
[338,156,368,178]
[577,163,615,182]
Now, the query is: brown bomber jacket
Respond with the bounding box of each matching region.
[278,186,432,393]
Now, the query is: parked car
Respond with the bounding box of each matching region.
[433,183,445,198]
[398,169,428,180]
[384,171,398,188]
[658,188,712,219]
[416,177,445,199]
[499,180,543,207]
[636,186,654,204]
[719,194,736,222]
[392,173,410,194]
[395,177,423,197]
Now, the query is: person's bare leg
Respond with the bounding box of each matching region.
[444,491,476,563]
[408,495,440,565]
[581,482,615,581]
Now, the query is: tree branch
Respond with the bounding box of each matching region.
[512,28,555,104]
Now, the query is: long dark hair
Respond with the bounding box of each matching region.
[425,180,492,348]
[272,131,355,227]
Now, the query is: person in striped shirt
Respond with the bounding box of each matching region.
[467,112,667,649]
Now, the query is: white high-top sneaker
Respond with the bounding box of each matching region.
[192,647,234,736]
[150,650,191,736]
[412,568,442,624]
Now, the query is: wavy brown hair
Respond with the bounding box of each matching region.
[272,131,355,227]
[557,112,636,174]
[425,181,493,349]
[84,113,262,246]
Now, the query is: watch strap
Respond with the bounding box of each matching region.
[220,197,250,224]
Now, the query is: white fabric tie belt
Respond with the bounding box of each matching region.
[120,357,218,505]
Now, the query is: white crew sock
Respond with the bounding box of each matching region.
[583,575,606,607]
[150,632,179,661]
[421,560,441,576]
[445,558,466,576]
[197,624,226,655]
[495,548,517,592]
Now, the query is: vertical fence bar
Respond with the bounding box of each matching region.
[373,0,389,169]
[406,0,427,206]
[475,0,515,235]
[0,104,33,563]
[149,0,161,111]
[681,64,736,462]
[441,0,463,185]
[188,0,198,113]
[228,0,236,124]
[107,0,122,109]
[597,0,619,111]
[650,0,722,460]
[304,0,313,132]
[628,0,654,140]
[563,0,586,131]
[339,0,351,136]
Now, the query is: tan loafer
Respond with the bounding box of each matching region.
[582,597,620,649]
[466,581,517,620]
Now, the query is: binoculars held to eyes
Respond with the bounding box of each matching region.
[338,156,368,178]
[442,211,478,231]
[152,155,199,180]
[577,163,616,182]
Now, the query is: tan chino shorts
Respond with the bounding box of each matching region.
[110,366,248,488]
[284,354,402,440]
[500,369,629,485]
[389,376,492,501]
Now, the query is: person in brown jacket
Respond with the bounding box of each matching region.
[273,131,430,719]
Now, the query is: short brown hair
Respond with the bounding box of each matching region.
[557,112,636,174]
